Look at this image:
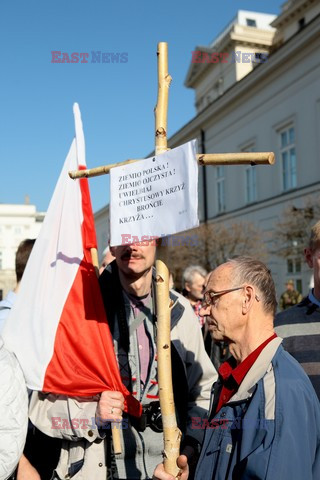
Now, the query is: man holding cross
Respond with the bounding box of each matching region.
[29,239,216,480]
[154,256,320,480]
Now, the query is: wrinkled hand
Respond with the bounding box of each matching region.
[153,455,189,480]
[96,390,125,423]
[17,454,41,480]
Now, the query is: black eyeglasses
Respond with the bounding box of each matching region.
[202,286,260,307]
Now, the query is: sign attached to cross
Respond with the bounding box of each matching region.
[109,139,199,246]
[69,42,275,476]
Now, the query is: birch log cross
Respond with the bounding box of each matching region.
[69,42,275,477]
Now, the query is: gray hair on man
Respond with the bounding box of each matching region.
[226,256,277,317]
[182,265,207,286]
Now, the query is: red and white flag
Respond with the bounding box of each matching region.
[2,103,141,416]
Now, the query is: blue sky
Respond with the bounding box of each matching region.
[0,0,282,213]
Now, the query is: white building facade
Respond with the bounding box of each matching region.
[95,0,320,298]
[94,204,110,264]
[168,0,320,296]
[0,203,45,299]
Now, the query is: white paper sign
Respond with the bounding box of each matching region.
[110,139,199,246]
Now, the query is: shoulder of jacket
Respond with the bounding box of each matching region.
[169,290,196,328]
[272,346,316,393]
[275,297,310,325]
[0,344,28,477]
[0,343,28,416]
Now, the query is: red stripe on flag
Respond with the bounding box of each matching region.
[79,165,97,249]
[43,247,141,417]
[43,173,141,418]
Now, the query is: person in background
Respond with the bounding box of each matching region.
[154,256,320,480]
[182,265,207,330]
[275,220,320,399]
[279,279,302,310]
[0,239,36,479]
[0,238,62,480]
[0,337,28,480]
[99,246,115,275]
[0,239,35,333]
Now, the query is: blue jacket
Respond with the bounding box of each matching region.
[195,337,320,480]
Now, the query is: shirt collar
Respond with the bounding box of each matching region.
[218,333,277,388]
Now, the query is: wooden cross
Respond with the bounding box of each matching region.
[69,42,275,477]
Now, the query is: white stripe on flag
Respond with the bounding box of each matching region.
[2,139,84,390]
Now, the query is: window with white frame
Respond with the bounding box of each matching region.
[246,18,257,27]
[242,144,257,204]
[287,257,302,293]
[0,251,2,270]
[216,166,225,213]
[287,257,301,274]
[245,167,257,203]
[280,125,297,191]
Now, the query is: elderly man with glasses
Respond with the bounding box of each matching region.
[154,256,320,480]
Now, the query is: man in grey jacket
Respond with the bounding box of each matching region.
[29,240,216,480]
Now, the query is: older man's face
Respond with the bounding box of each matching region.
[200,264,244,342]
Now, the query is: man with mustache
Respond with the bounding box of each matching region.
[29,240,216,480]
[154,256,320,480]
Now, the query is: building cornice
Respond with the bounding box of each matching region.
[0,212,45,219]
[272,0,317,28]
[169,12,320,147]
[94,204,109,218]
[185,25,275,88]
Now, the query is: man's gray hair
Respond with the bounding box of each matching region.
[227,256,277,316]
[182,265,207,286]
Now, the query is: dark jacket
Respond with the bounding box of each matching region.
[275,296,320,399]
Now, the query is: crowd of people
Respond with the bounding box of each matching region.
[1,221,320,479]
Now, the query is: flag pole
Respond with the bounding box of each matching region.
[91,247,122,455]
[155,42,180,477]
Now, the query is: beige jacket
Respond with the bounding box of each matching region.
[29,292,216,480]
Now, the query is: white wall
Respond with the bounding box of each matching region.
[0,204,44,297]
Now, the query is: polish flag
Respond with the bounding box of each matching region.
[2,104,141,417]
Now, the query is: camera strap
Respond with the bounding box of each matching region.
[124,292,154,337]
